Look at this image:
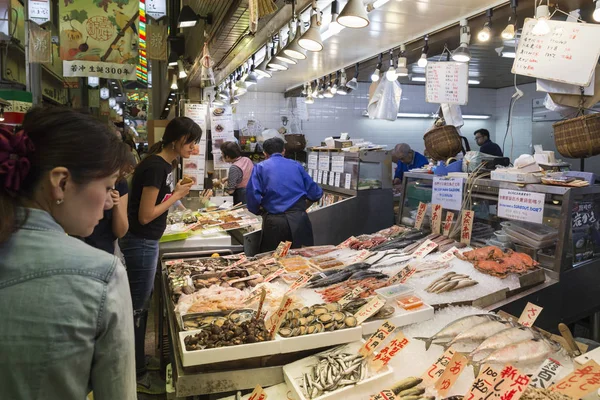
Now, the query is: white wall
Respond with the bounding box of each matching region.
[235,83,500,155]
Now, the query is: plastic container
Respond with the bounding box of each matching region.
[537,248,556,268]
[397,295,424,310]
[504,226,556,249]
[494,230,511,243]
[502,221,558,242]
[375,284,414,304]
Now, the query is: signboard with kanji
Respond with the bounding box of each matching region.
[422,348,456,385]
[498,189,545,225]
[431,204,443,234]
[463,365,500,400]
[434,351,468,396]
[461,210,474,245]
[530,358,565,389]
[360,320,396,357]
[369,330,410,372]
[550,360,600,399]
[517,302,543,327]
[415,202,427,230]
[443,211,455,236]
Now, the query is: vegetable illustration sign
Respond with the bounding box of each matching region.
[60,0,139,80]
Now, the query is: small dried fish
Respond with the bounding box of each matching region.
[299,351,367,399]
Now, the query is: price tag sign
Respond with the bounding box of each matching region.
[463,365,500,400]
[442,212,455,236]
[338,236,357,248]
[164,259,184,266]
[360,320,396,357]
[460,210,474,245]
[434,351,468,397]
[274,241,292,258]
[369,330,410,372]
[328,172,335,186]
[338,287,365,306]
[344,173,352,189]
[518,302,543,327]
[490,365,531,400]
[413,239,439,259]
[266,294,294,339]
[323,171,329,185]
[530,358,565,389]
[258,257,276,266]
[439,247,458,262]
[431,204,443,234]
[318,153,330,171]
[222,255,248,272]
[317,170,323,184]
[264,268,286,282]
[308,153,318,170]
[415,202,428,230]
[370,390,397,400]
[422,347,456,385]
[243,288,264,305]
[331,155,345,173]
[550,360,600,398]
[248,384,267,400]
[335,172,341,187]
[387,264,417,285]
[355,296,386,325]
[498,189,545,224]
[286,272,313,293]
[432,177,464,211]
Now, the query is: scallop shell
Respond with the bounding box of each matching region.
[299,326,307,335]
[307,325,317,334]
[291,327,301,337]
[286,310,294,320]
[293,309,302,319]
[324,321,335,331]
[301,306,311,316]
[298,317,308,326]
[313,307,329,316]
[344,316,358,327]
[306,315,316,324]
[332,311,345,323]
[289,318,299,329]
[376,306,395,319]
[314,322,325,333]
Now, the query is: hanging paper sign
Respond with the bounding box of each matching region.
[442,212,455,236]
[530,358,566,389]
[331,154,345,173]
[498,189,545,224]
[369,330,410,372]
[317,171,323,184]
[413,239,439,259]
[489,365,530,400]
[146,0,167,20]
[387,264,416,285]
[550,360,600,398]
[463,365,501,400]
[360,320,396,357]
[308,153,318,170]
[426,62,469,105]
[434,351,468,396]
[146,23,168,61]
[318,153,330,171]
[29,0,51,24]
[355,296,386,325]
[335,173,341,187]
[461,210,474,245]
[286,272,313,293]
[414,202,428,230]
[183,103,208,190]
[344,173,352,189]
[517,302,543,327]
[422,348,456,385]
[432,177,464,211]
[248,384,267,400]
[431,204,443,234]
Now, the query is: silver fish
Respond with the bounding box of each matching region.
[453,280,479,290]
[449,320,513,347]
[435,281,459,293]
[469,326,538,361]
[479,338,560,369]
[415,314,502,350]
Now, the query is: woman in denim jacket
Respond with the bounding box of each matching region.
[0,107,136,399]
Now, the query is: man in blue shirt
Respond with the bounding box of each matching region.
[474,129,503,157]
[247,137,323,252]
[392,143,429,185]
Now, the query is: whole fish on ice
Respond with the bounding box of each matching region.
[448,320,514,348]
[415,314,502,350]
[469,326,538,361]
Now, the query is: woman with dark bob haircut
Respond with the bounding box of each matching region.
[0,107,135,399]
[120,116,201,394]
[220,141,254,204]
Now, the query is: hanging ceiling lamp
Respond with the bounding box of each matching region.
[385,49,397,81]
[346,63,359,91]
[532,4,550,36]
[452,19,471,62]
[299,2,324,52]
[371,53,382,82]
[323,76,334,98]
[170,74,178,90]
[276,23,298,64]
[283,18,308,60]
[255,45,273,78]
[317,79,325,98]
[501,0,518,40]
[177,59,188,78]
[396,44,409,77]
[267,38,289,71]
[331,72,339,94]
[338,0,369,28]
[329,0,343,34]
[478,9,493,42]
[337,70,348,95]
[246,57,258,85]
[417,35,429,68]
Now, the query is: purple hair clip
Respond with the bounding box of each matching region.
[0,129,35,193]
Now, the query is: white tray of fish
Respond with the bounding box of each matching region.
[178,329,281,367]
[279,326,363,354]
[361,304,435,335]
[284,340,393,400]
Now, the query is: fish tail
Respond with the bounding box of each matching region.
[414,337,434,351]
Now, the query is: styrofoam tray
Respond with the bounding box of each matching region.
[283,340,393,400]
[178,329,281,367]
[278,326,363,354]
[361,303,434,335]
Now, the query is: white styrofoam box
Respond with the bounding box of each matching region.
[283,340,394,400]
[278,326,363,354]
[178,329,281,367]
[361,303,434,336]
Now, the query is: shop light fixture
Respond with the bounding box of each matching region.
[452,20,471,62]
[213,96,225,106]
[267,39,289,71]
[532,4,550,36]
[417,36,429,68]
[594,0,600,22]
[299,3,324,52]
[0,108,4,122]
[255,45,273,78]
[231,96,240,105]
[328,1,343,34]
[177,5,212,28]
[88,77,99,87]
[177,59,188,79]
[362,111,491,119]
[246,57,258,86]
[165,106,169,111]
[109,97,116,108]
[323,76,334,98]
[170,75,178,89]
[338,0,370,28]
[396,44,409,77]
[337,70,348,95]
[478,9,493,42]
[168,52,178,67]
[385,50,398,81]
[371,53,382,82]
[283,19,308,60]
[468,79,480,85]
[346,63,359,91]
[502,0,518,40]
[371,0,391,9]
[317,79,325,98]
[331,73,339,94]
[275,26,297,64]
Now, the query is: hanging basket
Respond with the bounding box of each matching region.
[284,134,306,152]
[553,113,600,159]
[423,125,462,161]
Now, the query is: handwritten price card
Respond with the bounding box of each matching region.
[434,351,468,396]
[387,264,417,285]
[422,348,456,385]
[463,365,500,400]
[355,296,386,324]
[530,358,565,389]
[550,360,600,399]
[431,204,443,234]
[369,331,410,372]
[360,320,396,357]
[274,241,292,258]
[264,268,285,283]
[307,153,318,170]
[318,153,330,171]
[415,202,428,230]
[413,239,439,259]
[426,62,469,105]
[518,302,543,327]
[443,211,455,236]
[331,154,345,173]
[286,272,313,293]
[439,247,458,262]
[488,365,530,400]
[248,384,267,400]
[370,390,397,400]
[461,210,474,245]
[266,295,294,339]
[338,287,365,306]
[344,173,352,190]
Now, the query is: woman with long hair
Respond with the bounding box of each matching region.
[0,107,135,399]
[120,116,201,394]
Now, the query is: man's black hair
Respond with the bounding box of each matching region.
[474,129,490,140]
[263,137,285,155]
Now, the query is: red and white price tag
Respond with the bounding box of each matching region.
[530,358,565,389]
[370,390,397,400]
[422,347,456,385]
[248,384,267,400]
[415,202,428,230]
[550,360,600,398]
[286,272,313,293]
[413,239,439,259]
[460,210,474,245]
[355,296,386,325]
[274,241,292,258]
[517,302,543,327]
[165,259,184,266]
[369,330,410,372]
[264,268,286,283]
[387,264,417,285]
[338,236,357,248]
[442,211,455,236]
[488,365,531,400]
[463,365,500,400]
[439,247,458,262]
[266,295,294,339]
[431,204,443,234]
[434,351,468,397]
[359,320,396,357]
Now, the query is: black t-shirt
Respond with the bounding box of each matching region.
[128,154,173,240]
[84,179,129,254]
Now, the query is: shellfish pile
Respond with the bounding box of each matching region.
[184,318,270,350]
[279,303,358,338]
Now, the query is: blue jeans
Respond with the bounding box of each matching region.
[119,232,160,376]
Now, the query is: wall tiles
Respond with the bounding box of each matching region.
[494,83,537,158]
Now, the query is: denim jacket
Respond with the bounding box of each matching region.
[0,208,136,400]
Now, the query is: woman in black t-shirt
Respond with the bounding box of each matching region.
[119,117,201,394]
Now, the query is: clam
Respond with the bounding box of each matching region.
[325,303,341,312]
[291,327,301,337]
[289,318,299,329]
[298,317,308,326]
[318,313,333,323]
[344,316,358,327]
[214,317,227,327]
[184,320,199,328]
[332,311,345,323]
[293,309,302,319]
[286,310,294,320]
[306,315,316,324]
[301,306,311,316]
[299,326,308,335]
[376,306,395,319]
[313,306,328,316]
[324,321,335,331]
[314,322,324,333]
[307,325,317,334]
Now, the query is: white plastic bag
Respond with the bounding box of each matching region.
[367,80,402,121]
[441,103,464,128]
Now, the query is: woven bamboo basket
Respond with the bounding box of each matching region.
[553,113,600,158]
[423,125,462,161]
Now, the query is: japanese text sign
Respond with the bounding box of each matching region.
[387,264,417,286]
[432,177,464,211]
[339,287,365,306]
[248,384,267,400]
[415,202,428,230]
[489,365,531,400]
[331,155,345,173]
[443,212,455,236]
[550,360,600,398]
[355,296,386,325]
[369,330,410,372]
[530,358,565,389]
[360,320,396,357]
[434,351,468,396]
[318,153,330,171]
[286,272,313,293]
[461,210,474,245]
[308,153,318,170]
[370,390,397,400]
[463,365,500,400]
[264,268,286,283]
[431,204,443,234]
[439,247,459,262]
[498,189,545,225]
[422,348,456,385]
[274,241,292,259]
[266,295,293,339]
[426,62,469,105]
[517,302,543,327]
[344,173,352,189]
[413,239,439,259]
